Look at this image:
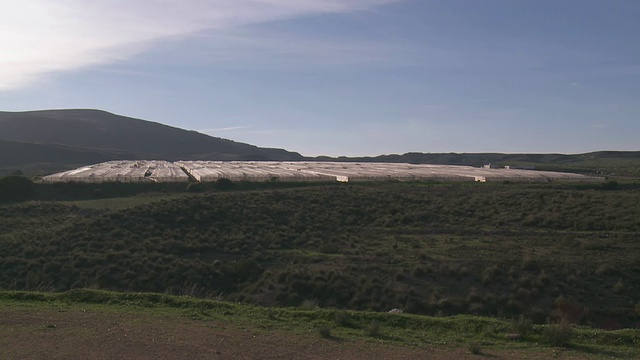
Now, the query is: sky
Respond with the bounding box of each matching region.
[1,0,639,157]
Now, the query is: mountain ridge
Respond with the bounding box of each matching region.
[0,109,302,159]
[0,109,303,175]
[1,109,638,177]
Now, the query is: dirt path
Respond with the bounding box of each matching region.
[0,306,593,360]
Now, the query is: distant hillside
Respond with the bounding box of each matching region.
[0,139,130,165]
[0,109,302,175]
[1,109,638,178]
[0,139,133,176]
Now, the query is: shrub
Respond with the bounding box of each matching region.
[300,299,319,310]
[319,243,341,254]
[543,320,573,346]
[595,264,617,276]
[521,256,539,271]
[481,265,500,285]
[600,181,620,191]
[334,311,350,327]
[467,341,482,355]
[613,279,626,294]
[0,176,34,202]
[482,325,498,338]
[266,307,277,319]
[186,183,203,193]
[364,321,381,337]
[318,325,332,339]
[412,266,426,277]
[215,178,234,190]
[510,315,533,338]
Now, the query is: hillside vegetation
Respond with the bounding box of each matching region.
[1,181,639,330]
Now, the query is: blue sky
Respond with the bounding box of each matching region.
[1,0,638,156]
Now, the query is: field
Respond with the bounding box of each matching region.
[1,289,639,359]
[1,177,640,357]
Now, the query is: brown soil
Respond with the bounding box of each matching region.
[0,306,591,360]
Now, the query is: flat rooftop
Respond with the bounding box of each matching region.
[41,161,605,183]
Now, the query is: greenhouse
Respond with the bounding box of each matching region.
[42,160,604,183]
[41,160,189,183]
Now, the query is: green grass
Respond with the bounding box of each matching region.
[1,289,639,358]
[59,193,191,210]
[2,182,640,328]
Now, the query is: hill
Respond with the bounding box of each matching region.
[0,109,302,175]
[1,182,638,329]
[2,109,638,178]
[0,139,136,176]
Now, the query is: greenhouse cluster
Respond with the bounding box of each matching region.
[41,160,604,184]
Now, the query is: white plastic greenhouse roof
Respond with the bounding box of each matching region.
[42,160,189,183]
[41,160,605,183]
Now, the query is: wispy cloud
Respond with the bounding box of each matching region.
[200,125,252,133]
[0,0,400,90]
[164,26,433,69]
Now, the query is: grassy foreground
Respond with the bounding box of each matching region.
[1,289,639,358]
[2,181,640,329]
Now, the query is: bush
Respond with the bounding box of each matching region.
[510,315,533,337]
[319,243,341,254]
[318,325,332,339]
[215,178,234,190]
[595,264,617,276]
[186,183,203,193]
[300,299,319,310]
[600,181,620,191]
[613,279,626,294]
[467,341,482,355]
[543,320,573,346]
[0,176,34,202]
[364,321,381,337]
[481,265,500,285]
[267,307,277,319]
[334,311,350,327]
[482,325,498,338]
